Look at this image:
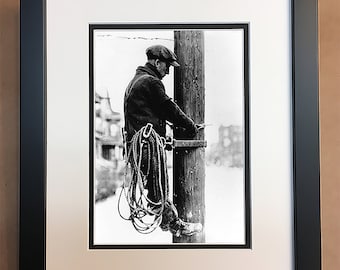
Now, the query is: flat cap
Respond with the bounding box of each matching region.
[146,45,180,67]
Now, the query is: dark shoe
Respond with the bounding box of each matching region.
[169,219,203,237]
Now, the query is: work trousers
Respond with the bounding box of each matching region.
[128,141,179,229]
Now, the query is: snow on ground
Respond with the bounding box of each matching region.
[94,165,244,245]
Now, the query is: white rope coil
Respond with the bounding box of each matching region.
[118,124,169,234]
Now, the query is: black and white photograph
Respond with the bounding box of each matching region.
[90,25,250,247]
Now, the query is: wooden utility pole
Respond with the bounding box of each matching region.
[173,31,205,243]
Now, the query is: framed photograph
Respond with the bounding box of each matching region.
[20,0,320,269]
[90,24,250,248]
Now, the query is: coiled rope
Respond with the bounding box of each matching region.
[118,124,168,234]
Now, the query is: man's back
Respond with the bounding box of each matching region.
[124,63,170,140]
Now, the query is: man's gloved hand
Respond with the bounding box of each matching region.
[185,120,198,138]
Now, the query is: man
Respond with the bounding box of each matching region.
[123,45,202,237]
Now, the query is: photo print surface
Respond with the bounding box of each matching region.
[90,25,250,247]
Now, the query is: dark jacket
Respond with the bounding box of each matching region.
[124,63,196,140]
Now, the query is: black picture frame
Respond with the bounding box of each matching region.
[20,0,320,269]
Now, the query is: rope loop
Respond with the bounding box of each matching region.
[118,124,169,234]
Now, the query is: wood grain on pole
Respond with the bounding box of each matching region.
[173,30,205,243]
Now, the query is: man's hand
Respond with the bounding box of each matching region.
[185,121,198,138]
[196,124,205,130]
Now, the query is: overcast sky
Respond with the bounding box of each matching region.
[94,29,244,144]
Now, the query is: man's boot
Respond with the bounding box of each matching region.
[169,218,203,237]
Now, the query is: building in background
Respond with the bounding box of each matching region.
[206,125,243,168]
[95,92,124,201]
